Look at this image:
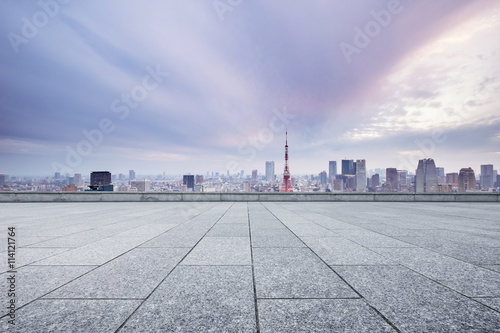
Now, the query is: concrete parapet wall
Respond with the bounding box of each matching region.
[0,192,499,202]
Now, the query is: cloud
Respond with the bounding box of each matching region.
[0,0,499,175]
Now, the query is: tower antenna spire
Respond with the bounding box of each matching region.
[281,129,292,192]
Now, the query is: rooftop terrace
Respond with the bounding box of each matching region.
[1,201,500,332]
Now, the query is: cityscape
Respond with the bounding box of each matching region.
[1,143,498,193]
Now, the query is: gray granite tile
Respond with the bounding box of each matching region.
[335,230,415,248]
[0,265,95,315]
[373,247,500,297]
[335,265,500,332]
[251,228,305,248]
[1,299,141,333]
[258,299,396,333]
[253,248,357,298]
[286,223,338,237]
[120,266,256,332]
[46,248,189,299]
[113,223,178,237]
[35,237,145,266]
[140,231,205,248]
[17,236,54,247]
[181,237,251,265]
[434,246,500,265]
[206,223,249,237]
[26,229,118,248]
[249,217,286,229]
[302,237,393,265]
[2,247,72,272]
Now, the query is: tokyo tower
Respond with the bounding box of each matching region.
[280,130,293,192]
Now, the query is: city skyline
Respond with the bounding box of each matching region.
[1,1,500,175]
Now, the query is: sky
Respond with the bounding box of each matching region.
[1,0,499,177]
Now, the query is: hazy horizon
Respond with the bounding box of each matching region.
[1,1,499,177]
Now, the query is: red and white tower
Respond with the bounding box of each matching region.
[281,130,293,192]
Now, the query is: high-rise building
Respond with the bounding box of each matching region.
[244,182,251,192]
[54,172,61,179]
[252,170,258,181]
[129,170,136,181]
[436,167,445,184]
[319,171,327,185]
[385,168,399,192]
[355,159,366,192]
[280,131,293,192]
[342,159,355,175]
[458,167,476,192]
[480,164,494,189]
[90,171,111,186]
[494,175,500,189]
[329,161,337,179]
[131,179,151,192]
[265,161,275,181]
[195,175,204,184]
[446,173,459,185]
[398,170,408,186]
[371,174,380,188]
[183,175,195,191]
[0,174,5,187]
[415,158,439,193]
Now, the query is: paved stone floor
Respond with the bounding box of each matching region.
[1,201,500,332]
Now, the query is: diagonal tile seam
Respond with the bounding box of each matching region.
[3,205,217,272]
[272,202,500,313]
[261,202,403,333]
[266,202,415,256]
[21,205,206,248]
[276,202,497,270]
[247,202,261,333]
[114,202,236,333]
[0,202,229,320]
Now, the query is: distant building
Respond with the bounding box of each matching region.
[129,170,136,181]
[0,174,5,187]
[494,175,500,189]
[333,178,343,191]
[183,175,195,191]
[90,171,111,186]
[371,174,380,188]
[480,164,494,189]
[54,172,61,179]
[436,167,445,184]
[342,159,355,175]
[265,161,275,181]
[355,159,366,192]
[195,175,204,184]
[329,161,337,180]
[415,159,438,193]
[458,168,476,192]
[252,170,258,182]
[344,175,356,191]
[244,182,251,192]
[446,173,459,185]
[385,168,399,192]
[398,170,409,191]
[319,171,327,185]
[131,179,151,192]
[74,173,82,188]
